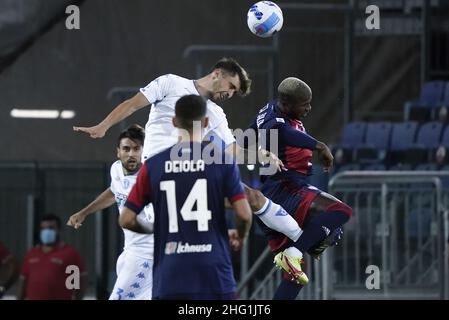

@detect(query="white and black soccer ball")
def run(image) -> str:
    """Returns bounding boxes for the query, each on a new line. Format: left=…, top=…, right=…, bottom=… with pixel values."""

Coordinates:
left=247, top=1, right=284, bottom=38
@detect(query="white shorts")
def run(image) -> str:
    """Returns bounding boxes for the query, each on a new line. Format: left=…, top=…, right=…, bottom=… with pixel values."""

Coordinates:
left=109, top=250, right=153, bottom=300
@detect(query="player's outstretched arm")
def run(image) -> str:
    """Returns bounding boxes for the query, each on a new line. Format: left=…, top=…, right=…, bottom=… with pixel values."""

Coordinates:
left=73, top=92, right=149, bottom=138
left=66, top=188, right=116, bottom=229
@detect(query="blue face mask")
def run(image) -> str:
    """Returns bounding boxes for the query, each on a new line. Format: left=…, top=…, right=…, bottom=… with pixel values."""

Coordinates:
left=40, top=228, right=57, bottom=245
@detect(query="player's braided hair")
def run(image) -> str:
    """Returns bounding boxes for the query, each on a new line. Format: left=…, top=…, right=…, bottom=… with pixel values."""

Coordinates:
left=117, top=124, right=145, bottom=147
left=212, top=57, right=252, bottom=97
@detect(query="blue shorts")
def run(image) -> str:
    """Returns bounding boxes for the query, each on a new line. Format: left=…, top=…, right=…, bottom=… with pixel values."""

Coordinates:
left=259, top=176, right=322, bottom=253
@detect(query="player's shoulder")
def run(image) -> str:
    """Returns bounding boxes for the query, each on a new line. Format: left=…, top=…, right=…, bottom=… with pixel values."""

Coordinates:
left=257, top=101, right=286, bottom=128
left=110, top=160, right=123, bottom=176
left=206, top=100, right=227, bottom=122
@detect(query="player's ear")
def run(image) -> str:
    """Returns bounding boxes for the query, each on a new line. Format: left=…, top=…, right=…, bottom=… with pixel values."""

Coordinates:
left=172, top=117, right=178, bottom=128
left=202, top=116, right=209, bottom=129
left=116, top=147, right=120, bottom=159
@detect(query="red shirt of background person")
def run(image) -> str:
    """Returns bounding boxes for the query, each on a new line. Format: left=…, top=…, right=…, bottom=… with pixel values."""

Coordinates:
left=0, top=241, right=19, bottom=298
left=17, top=214, right=87, bottom=300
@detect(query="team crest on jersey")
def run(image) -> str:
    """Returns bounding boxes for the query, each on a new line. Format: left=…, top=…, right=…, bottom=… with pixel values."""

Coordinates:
left=276, top=117, right=285, bottom=123
left=123, top=179, right=130, bottom=189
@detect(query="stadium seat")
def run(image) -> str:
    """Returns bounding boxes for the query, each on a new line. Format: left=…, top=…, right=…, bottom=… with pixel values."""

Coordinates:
left=409, top=121, right=444, bottom=163
left=355, top=122, right=392, bottom=163
left=390, top=122, right=418, bottom=151
left=389, top=122, right=419, bottom=165
left=414, top=121, right=444, bottom=149
left=339, top=122, right=367, bottom=149
left=404, top=81, right=447, bottom=122
left=333, top=122, right=367, bottom=163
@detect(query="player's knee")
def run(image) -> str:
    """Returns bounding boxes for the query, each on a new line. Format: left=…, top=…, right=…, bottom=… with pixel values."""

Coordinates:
left=325, top=201, right=353, bottom=220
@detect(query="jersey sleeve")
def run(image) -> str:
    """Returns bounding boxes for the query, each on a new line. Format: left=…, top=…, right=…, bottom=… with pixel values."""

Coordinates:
left=139, top=74, right=172, bottom=105
left=223, top=162, right=246, bottom=204
left=278, top=122, right=318, bottom=150
left=124, top=162, right=152, bottom=214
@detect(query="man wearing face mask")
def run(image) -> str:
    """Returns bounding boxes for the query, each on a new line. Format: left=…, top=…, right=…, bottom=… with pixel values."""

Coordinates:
left=17, top=214, right=87, bottom=300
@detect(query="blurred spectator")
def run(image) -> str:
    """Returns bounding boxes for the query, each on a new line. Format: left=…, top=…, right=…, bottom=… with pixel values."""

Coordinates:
left=0, top=241, right=19, bottom=299
left=438, top=106, right=448, bottom=123
left=435, top=146, right=447, bottom=167
left=17, top=214, right=87, bottom=300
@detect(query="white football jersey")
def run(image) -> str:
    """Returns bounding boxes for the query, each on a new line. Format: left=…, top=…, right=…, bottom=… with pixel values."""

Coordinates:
left=110, top=160, right=154, bottom=258
left=139, top=74, right=236, bottom=160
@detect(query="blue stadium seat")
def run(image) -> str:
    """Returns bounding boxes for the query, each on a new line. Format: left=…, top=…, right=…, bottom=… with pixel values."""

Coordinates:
left=418, top=81, right=446, bottom=106
left=390, top=122, right=418, bottom=151
left=333, top=122, right=367, bottom=164
left=414, top=121, right=444, bottom=149
left=355, top=122, right=392, bottom=163
left=339, top=122, right=367, bottom=149
left=405, top=81, right=447, bottom=122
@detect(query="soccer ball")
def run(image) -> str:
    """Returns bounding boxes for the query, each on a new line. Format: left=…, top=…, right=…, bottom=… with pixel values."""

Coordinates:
left=247, top=1, right=284, bottom=38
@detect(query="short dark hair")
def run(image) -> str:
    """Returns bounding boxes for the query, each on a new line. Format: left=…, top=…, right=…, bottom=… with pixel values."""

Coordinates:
left=212, top=57, right=252, bottom=97
left=175, top=95, right=207, bottom=130
left=41, top=213, right=61, bottom=229
left=117, top=124, right=145, bottom=147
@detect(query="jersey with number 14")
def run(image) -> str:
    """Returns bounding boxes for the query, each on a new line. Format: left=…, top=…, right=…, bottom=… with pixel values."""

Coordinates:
left=125, top=142, right=245, bottom=298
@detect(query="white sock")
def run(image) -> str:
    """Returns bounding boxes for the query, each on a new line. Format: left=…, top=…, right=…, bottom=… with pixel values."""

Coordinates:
left=254, top=197, right=303, bottom=242
left=284, top=246, right=303, bottom=259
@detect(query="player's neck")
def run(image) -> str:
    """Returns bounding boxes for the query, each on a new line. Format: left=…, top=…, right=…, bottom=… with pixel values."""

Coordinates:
left=194, top=76, right=211, bottom=99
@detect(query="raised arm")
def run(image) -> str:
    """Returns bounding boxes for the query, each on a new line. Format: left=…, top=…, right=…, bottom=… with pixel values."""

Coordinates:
left=66, top=188, right=116, bottom=229
left=73, top=92, right=149, bottom=138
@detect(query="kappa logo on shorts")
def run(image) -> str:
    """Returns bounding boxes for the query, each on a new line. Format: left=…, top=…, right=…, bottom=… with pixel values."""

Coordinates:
left=131, top=282, right=140, bottom=289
